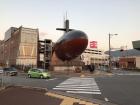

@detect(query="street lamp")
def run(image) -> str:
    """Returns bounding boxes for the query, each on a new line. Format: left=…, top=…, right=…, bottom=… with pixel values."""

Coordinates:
left=108, top=33, right=118, bottom=72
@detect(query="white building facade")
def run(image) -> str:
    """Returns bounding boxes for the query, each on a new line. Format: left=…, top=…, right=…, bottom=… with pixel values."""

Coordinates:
left=81, top=49, right=109, bottom=69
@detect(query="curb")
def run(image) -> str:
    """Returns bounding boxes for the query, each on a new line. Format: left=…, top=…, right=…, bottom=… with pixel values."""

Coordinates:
left=46, top=92, right=98, bottom=105
left=15, top=85, right=48, bottom=92
left=0, top=86, right=6, bottom=91
left=48, top=90, right=118, bottom=105
left=0, top=85, right=48, bottom=93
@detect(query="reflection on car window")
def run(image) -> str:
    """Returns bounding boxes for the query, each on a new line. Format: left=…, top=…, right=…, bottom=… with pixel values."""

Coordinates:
left=38, top=69, right=44, bottom=72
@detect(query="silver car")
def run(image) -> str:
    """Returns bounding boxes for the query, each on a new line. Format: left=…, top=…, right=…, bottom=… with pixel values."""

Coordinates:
left=0, top=68, right=3, bottom=74
left=3, top=67, right=18, bottom=76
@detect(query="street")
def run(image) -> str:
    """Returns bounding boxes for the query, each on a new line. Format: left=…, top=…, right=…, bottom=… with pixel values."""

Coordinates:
left=96, top=75, right=140, bottom=105
left=1, top=70, right=140, bottom=105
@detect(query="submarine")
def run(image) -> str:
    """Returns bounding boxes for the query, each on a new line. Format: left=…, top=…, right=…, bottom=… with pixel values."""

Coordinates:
left=54, top=19, right=88, bottom=61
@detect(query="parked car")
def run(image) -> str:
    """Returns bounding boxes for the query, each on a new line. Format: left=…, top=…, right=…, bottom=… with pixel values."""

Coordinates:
left=27, top=68, right=51, bottom=79
left=0, top=68, right=3, bottom=74
left=3, top=67, right=18, bottom=76
left=112, top=67, right=119, bottom=70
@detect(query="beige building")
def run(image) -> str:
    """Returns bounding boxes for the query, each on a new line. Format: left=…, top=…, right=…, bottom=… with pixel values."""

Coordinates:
left=0, top=26, right=39, bottom=67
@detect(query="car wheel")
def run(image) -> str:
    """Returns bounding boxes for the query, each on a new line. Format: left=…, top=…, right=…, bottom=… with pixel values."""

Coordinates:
left=8, top=73, right=11, bottom=76
left=6, top=72, right=9, bottom=76
left=28, top=74, right=31, bottom=78
left=40, top=75, right=43, bottom=79
left=47, top=77, right=50, bottom=79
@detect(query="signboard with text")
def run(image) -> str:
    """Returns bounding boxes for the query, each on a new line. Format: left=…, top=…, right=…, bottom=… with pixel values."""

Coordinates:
left=90, top=41, right=97, bottom=48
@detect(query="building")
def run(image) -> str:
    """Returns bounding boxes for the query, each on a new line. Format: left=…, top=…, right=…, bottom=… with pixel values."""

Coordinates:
left=0, top=26, right=39, bottom=67
left=2, top=25, right=109, bottom=72
left=119, top=56, right=140, bottom=69
left=132, top=40, right=140, bottom=50
left=81, top=48, right=108, bottom=69
left=38, top=39, right=52, bottom=69
left=0, top=26, right=83, bottom=72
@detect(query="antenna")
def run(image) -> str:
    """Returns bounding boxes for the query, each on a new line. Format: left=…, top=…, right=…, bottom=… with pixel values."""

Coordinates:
left=63, top=14, right=65, bottom=22
left=63, top=14, right=65, bottom=31
left=66, top=11, right=67, bottom=20
left=65, top=11, right=69, bottom=32
left=56, top=12, right=73, bottom=32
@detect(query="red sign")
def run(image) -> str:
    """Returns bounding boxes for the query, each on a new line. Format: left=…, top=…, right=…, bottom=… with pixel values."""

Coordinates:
left=90, top=41, right=97, bottom=48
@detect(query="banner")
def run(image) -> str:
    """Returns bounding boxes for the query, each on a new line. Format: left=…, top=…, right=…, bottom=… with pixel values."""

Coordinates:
left=90, top=41, right=97, bottom=48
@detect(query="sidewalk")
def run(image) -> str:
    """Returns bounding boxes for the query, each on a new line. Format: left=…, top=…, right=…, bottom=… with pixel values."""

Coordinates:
left=0, top=86, right=62, bottom=105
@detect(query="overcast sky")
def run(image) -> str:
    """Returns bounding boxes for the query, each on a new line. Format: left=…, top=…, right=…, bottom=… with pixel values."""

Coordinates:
left=0, top=0, right=140, bottom=51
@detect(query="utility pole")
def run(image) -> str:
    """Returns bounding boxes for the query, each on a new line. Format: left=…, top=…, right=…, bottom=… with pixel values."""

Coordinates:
left=108, top=33, right=118, bottom=72
left=108, top=33, right=111, bottom=72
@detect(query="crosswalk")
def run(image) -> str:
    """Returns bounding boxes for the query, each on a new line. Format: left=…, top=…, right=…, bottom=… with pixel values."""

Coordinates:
left=53, top=77, right=101, bottom=95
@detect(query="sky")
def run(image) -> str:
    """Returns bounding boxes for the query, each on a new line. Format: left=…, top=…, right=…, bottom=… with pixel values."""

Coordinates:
left=0, top=0, right=140, bottom=51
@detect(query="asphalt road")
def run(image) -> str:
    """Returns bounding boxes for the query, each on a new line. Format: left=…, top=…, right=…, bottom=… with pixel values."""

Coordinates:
left=1, top=70, right=140, bottom=105
left=96, top=75, right=140, bottom=105
left=1, top=74, right=67, bottom=89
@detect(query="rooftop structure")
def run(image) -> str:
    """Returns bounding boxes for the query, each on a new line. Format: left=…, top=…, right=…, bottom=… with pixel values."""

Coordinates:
left=132, top=40, right=140, bottom=50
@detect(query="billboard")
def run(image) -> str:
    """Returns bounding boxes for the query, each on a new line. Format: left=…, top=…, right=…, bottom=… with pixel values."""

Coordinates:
left=132, top=40, right=140, bottom=50
left=90, top=41, right=97, bottom=48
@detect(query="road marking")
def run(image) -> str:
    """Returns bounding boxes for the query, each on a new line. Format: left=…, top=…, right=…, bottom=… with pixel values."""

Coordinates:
left=46, top=78, right=57, bottom=81
left=60, top=83, right=97, bottom=85
left=56, top=86, right=99, bottom=89
left=57, top=84, right=98, bottom=87
left=53, top=77, right=101, bottom=95
left=104, top=97, right=109, bottom=102
left=53, top=88, right=100, bottom=91
left=67, top=91, right=101, bottom=94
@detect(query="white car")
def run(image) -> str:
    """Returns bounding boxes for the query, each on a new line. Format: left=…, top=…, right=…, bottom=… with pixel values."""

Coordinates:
left=0, top=68, right=4, bottom=74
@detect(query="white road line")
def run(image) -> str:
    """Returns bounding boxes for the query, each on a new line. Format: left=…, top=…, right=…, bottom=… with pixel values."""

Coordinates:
left=60, top=80, right=96, bottom=84
left=49, top=78, right=57, bottom=80
left=53, top=77, right=101, bottom=95
left=59, top=84, right=97, bottom=86
left=60, top=83, right=96, bottom=86
left=46, top=78, right=57, bottom=81
left=53, top=88, right=100, bottom=91
left=67, top=91, right=101, bottom=94
left=56, top=86, right=99, bottom=89
left=104, top=97, right=109, bottom=102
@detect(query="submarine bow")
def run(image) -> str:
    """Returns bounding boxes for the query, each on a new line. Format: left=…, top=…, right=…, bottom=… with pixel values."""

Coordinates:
left=54, top=30, right=88, bottom=61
